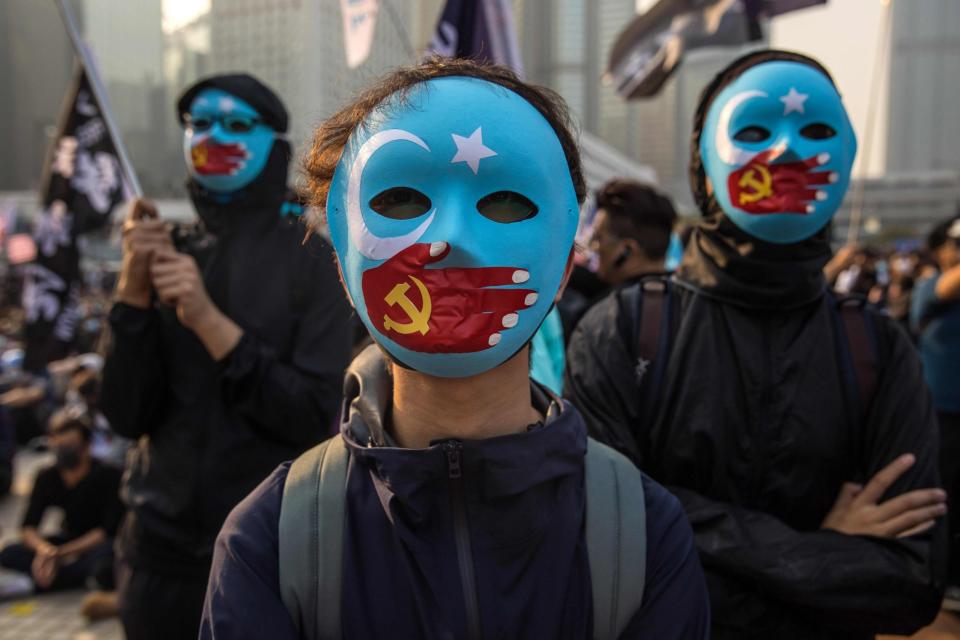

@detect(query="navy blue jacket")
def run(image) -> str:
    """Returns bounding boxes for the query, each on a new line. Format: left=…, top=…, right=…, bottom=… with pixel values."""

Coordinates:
left=200, top=349, right=710, bottom=639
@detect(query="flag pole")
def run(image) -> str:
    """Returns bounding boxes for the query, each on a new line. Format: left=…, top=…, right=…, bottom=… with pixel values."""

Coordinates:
left=54, top=0, right=143, bottom=198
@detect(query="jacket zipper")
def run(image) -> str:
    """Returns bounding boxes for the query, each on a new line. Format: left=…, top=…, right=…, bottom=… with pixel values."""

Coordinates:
left=445, top=441, right=482, bottom=640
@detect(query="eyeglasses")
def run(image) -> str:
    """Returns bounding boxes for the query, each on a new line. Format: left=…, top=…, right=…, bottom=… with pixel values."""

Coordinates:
left=184, top=114, right=263, bottom=134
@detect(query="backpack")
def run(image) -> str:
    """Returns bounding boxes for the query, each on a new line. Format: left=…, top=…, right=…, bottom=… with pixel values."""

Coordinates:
left=278, top=435, right=648, bottom=640
left=621, top=277, right=880, bottom=434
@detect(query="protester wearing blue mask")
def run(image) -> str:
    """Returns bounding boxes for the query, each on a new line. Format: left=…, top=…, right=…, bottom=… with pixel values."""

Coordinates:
left=567, top=50, right=946, bottom=639
left=699, top=60, right=856, bottom=244
left=101, top=74, right=351, bottom=640
left=200, top=59, right=710, bottom=640
left=182, top=88, right=278, bottom=194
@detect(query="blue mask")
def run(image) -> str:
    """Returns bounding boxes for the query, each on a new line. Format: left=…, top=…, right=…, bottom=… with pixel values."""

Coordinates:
left=700, top=61, right=857, bottom=244
left=326, top=77, right=579, bottom=378
left=182, top=88, right=276, bottom=193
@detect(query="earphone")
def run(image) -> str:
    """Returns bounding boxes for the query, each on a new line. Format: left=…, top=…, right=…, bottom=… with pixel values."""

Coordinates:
left=613, top=246, right=632, bottom=269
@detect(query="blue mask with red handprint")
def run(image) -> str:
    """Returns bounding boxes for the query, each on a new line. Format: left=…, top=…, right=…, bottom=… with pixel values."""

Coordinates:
left=326, top=77, right=580, bottom=377
left=700, top=61, right=857, bottom=244
left=182, top=88, right=276, bottom=193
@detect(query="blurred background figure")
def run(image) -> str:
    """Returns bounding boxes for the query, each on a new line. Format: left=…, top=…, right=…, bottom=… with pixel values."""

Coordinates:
left=590, top=179, right=678, bottom=287
left=0, top=409, right=120, bottom=598
left=98, top=74, right=352, bottom=640
left=558, top=179, right=679, bottom=341
left=911, top=215, right=960, bottom=605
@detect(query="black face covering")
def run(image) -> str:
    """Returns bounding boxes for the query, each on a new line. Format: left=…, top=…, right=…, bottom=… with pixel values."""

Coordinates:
left=676, top=49, right=835, bottom=310
left=676, top=212, right=831, bottom=310
left=178, top=73, right=292, bottom=237
left=55, top=445, right=83, bottom=470
left=188, top=139, right=292, bottom=236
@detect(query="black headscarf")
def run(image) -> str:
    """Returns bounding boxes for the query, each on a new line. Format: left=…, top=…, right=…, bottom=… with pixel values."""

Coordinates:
left=676, top=49, right=840, bottom=310
left=176, top=73, right=292, bottom=235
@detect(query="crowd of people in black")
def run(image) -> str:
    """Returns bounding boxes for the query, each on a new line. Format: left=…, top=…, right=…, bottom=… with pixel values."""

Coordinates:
left=0, top=49, right=956, bottom=640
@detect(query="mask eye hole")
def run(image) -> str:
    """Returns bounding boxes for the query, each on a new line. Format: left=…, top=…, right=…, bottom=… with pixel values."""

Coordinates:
left=187, top=117, right=212, bottom=132
left=476, top=191, right=539, bottom=224
left=800, top=123, right=837, bottom=140
left=369, top=187, right=432, bottom=220
left=223, top=116, right=259, bottom=133
left=733, top=126, right=771, bottom=143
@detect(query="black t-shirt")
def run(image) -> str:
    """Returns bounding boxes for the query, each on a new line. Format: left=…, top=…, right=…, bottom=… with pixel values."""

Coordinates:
left=22, top=460, right=123, bottom=540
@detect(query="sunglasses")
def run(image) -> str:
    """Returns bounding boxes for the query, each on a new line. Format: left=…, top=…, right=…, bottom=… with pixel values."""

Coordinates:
left=184, top=114, right=263, bottom=134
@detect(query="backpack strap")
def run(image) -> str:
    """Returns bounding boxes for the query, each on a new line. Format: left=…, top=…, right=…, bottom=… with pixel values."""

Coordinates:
left=279, top=434, right=349, bottom=640
left=839, top=300, right=879, bottom=416
left=828, top=293, right=880, bottom=419
left=279, top=434, right=647, bottom=640
left=623, top=277, right=677, bottom=429
left=585, top=437, right=647, bottom=640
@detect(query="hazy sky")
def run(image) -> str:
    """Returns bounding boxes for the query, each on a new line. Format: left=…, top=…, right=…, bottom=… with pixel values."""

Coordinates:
left=162, top=0, right=211, bottom=34
left=771, top=0, right=890, bottom=176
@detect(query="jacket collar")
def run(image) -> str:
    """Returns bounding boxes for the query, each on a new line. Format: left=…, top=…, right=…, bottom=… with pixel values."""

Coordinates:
left=675, top=213, right=831, bottom=310
left=339, top=346, right=586, bottom=522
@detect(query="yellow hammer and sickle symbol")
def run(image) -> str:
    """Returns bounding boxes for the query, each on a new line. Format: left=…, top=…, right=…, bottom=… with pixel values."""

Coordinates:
left=383, top=276, right=432, bottom=336
left=191, top=145, right=208, bottom=168
left=737, top=163, right=773, bottom=205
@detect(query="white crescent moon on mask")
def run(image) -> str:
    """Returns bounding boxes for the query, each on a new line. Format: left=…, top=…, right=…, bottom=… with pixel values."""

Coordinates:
left=714, top=89, right=768, bottom=165
left=346, top=129, right=435, bottom=261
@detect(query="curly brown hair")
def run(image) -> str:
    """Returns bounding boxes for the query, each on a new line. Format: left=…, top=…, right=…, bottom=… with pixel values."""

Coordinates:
left=300, top=57, right=586, bottom=232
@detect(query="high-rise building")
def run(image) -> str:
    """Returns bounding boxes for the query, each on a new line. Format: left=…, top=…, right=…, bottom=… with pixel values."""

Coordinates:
left=80, top=0, right=174, bottom=195
left=0, top=0, right=75, bottom=192
left=517, top=0, right=758, bottom=209
left=885, top=0, right=960, bottom=174
left=200, top=0, right=423, bottom=158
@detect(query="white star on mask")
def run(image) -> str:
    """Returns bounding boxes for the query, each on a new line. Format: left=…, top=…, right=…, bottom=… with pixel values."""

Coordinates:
left=779, top=87, right=809, bottom=115
left=450, top=127, right=497, bottom=174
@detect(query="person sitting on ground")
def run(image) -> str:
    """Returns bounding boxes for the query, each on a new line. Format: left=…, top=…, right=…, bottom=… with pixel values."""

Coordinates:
left=0, top=409, right=121, bottom=595
left=200, top=58, right=710, bottom=640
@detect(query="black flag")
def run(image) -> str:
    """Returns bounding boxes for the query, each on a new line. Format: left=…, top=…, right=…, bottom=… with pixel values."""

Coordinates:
left=23, top=63, right=126, bottom=372
left=427, top=0, right=524, bottom=75
left=606, top=0, right=827, bottom=100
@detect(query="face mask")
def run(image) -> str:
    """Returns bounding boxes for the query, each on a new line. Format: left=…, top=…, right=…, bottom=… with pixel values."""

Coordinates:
left=700, top=61, right=857, bottom=244
left=183, top=88, right=276, bottom=193
left=327, top=77, right=579, bottom=378
left=55, top=445, right=82, bottom=470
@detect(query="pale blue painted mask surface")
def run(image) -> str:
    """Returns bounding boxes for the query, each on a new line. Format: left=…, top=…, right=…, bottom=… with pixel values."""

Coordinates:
left=182, top=88, right=276, bottom=192
left=326, top=77, right=579, bottom=377
left=700, top=61, right=857, bottom=244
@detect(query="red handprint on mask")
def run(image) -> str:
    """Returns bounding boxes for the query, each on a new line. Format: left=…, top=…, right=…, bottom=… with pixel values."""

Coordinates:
left=190, top=140, right=249, bottom=176
left=361, top=242, right=538, bottom=354
left=728, top=150, right=837, bottom=215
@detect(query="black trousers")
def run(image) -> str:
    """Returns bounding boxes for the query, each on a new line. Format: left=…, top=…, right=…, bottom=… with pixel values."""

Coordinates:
left=940, top=411, right=960, bottom=586
left=118, top=562, right=211, bottom=640
left=0, top=534, right=114, bottom=592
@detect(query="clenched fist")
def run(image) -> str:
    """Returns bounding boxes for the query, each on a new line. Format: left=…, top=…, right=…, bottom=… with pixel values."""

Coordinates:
left=149, top=247, right=243, bottom=360
left=117, top=199, right=172, bottom=308
left=150, top=248, right=216, bottom=332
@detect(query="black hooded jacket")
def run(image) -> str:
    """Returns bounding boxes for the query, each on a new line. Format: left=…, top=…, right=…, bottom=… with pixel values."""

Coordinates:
left=565, top=51, right=945, bottom=639
left=101, top=81, right=352, bottom=572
